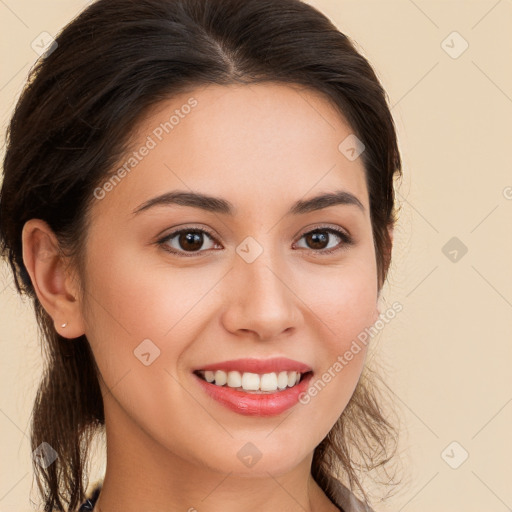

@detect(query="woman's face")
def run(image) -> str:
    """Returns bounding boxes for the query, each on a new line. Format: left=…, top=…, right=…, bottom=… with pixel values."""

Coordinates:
left=80, top=82, right=380, bottom=477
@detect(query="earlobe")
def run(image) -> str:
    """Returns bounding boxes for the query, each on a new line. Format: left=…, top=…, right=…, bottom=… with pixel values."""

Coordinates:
left=374, top=293, right=384, bottom=323
left=388, top=225, right=394, bottom=244
left=21, top=219, right=85, bottom=339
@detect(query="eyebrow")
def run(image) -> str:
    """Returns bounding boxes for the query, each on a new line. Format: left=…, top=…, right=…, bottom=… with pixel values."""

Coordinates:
left=132, top=189, right=365, bottom=216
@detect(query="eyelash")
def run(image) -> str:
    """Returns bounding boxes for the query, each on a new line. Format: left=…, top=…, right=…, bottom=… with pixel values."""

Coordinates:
left=156, top=225, right=353, bottom=258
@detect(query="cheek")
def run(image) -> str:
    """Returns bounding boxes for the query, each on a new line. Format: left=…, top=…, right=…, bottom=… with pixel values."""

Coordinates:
left=310, top=281, right=375, bottom=384
left=80, top=244, right=210, bottom=437
left=300, top=257, right=379, bottom=349
left=294, top=258, right=378, bottom=422
left=80, top=239, right=225, bottom=390
left=82, top=237, right=203, bottom=337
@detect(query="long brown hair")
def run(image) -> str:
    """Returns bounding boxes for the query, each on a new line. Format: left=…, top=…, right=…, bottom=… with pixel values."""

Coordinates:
left=0, top=0, right=403, bottom=510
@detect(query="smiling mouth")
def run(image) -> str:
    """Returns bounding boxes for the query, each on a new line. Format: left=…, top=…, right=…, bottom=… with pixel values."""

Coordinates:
left=194, top=369, right=313, bottom=394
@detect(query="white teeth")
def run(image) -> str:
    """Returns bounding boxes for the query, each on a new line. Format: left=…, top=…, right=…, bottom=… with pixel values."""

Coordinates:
left=214, top=370, right=227, bottom=386
left=260, top=372, right=278, bottom=391
left=277, top=371, right=289, bottom=389
left=227, top=371, right=242, bottom=388
left=198, top=369, right=307, bottom=392
left=242, top=372, right=260, bottom=390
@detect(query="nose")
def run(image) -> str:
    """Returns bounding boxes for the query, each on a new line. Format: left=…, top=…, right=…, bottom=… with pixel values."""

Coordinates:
left=220, top=253, right=303, bottom=341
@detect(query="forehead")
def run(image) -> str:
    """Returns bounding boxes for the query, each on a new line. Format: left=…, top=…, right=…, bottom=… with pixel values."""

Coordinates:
left=91, top=82, right=369, bottom=219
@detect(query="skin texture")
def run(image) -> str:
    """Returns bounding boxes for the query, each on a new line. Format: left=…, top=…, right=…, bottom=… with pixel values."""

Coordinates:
left=22, top=83, right=389, bottom=512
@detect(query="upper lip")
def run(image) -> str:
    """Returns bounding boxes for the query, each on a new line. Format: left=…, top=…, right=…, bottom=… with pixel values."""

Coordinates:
left=194, top=357, right=313, bottom=374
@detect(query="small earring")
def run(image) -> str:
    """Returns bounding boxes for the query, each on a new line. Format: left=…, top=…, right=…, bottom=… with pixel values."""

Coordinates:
left=61, top=322, right=68, bottom=328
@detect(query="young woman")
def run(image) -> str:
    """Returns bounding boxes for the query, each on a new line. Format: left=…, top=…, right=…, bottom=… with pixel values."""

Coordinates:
left=0, top=0, right=403, bottom=510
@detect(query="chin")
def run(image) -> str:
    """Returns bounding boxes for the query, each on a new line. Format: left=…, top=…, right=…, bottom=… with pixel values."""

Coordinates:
left=207, top=441, right=309, bottom=478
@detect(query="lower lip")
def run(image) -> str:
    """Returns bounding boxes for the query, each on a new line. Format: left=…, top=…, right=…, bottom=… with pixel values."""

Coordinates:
left=193, top=372, right=313, bottom=417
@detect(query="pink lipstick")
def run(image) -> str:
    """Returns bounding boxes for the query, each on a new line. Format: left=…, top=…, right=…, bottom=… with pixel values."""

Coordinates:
left=192, top=357, right=313, bottom=417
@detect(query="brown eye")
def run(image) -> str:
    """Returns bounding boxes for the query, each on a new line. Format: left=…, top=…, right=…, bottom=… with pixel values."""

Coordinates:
left=295, top=227, right=353, bottom=255
left=159, top=228, right=219, bottom=256
left=304, top=231, right=329, bottom=250
left=177, top=231, right=204, bottom=252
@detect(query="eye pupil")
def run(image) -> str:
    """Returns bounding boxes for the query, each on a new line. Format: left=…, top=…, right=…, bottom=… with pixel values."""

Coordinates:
left=180, top=231, right=203, bottom=251
left=307, top=231, right=328, bottom=249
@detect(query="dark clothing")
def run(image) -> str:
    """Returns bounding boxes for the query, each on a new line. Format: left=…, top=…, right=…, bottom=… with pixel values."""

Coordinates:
left=78, top=483, right=101, bottom=511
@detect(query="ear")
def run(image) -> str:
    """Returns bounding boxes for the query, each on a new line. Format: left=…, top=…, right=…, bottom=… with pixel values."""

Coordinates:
left=21, top=219, right=85, bottom=339
left=388, top=224, right=394, bottom=244
left=374, top=224, right=395, bottom=322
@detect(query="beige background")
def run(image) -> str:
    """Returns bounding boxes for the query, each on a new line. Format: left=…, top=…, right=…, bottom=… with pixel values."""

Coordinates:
left=1, top=1, right=511, bottom=511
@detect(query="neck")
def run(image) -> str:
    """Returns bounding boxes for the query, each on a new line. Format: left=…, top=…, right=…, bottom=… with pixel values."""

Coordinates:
left=93, top=411, right=338, bottom=512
